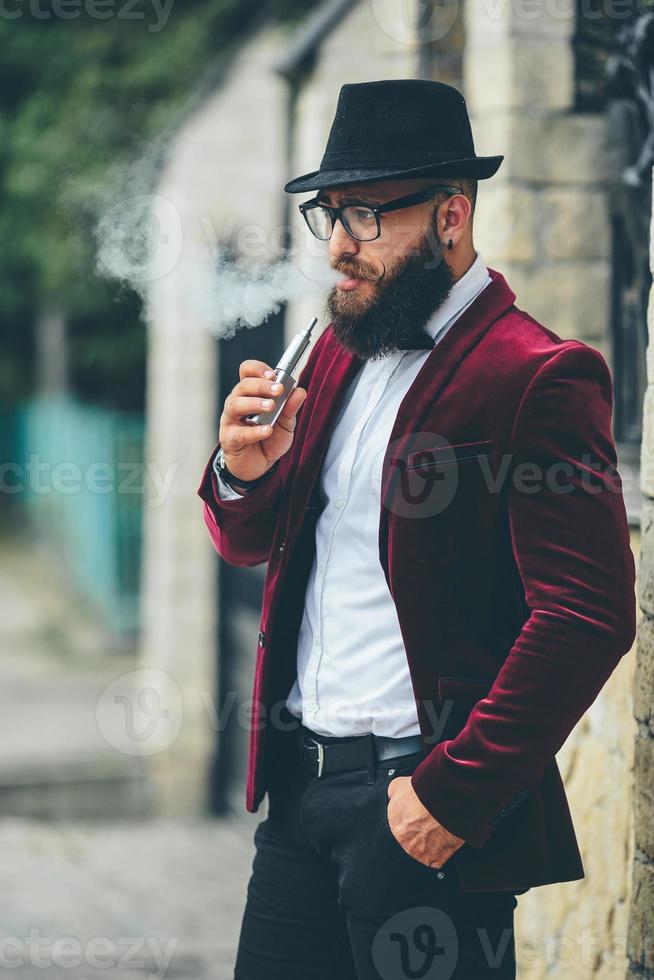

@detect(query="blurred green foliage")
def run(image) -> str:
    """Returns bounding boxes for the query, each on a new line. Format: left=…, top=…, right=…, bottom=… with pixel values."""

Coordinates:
left=0, top=0, right=317, bottom=410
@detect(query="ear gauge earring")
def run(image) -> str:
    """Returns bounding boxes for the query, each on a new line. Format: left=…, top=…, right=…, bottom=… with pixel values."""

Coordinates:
left=447, top=238, right=453, bottom=250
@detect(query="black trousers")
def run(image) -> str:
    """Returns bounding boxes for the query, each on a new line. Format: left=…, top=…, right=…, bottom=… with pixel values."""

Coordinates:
left=234, top=725, right=523, bottom=980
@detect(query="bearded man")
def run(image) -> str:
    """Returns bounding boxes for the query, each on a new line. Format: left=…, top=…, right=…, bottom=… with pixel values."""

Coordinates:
left=197, top=80, right=636, bottom=980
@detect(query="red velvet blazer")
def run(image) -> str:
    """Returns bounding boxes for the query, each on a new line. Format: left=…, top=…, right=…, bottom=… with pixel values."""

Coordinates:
left=197, top=268, right=637, bottom=893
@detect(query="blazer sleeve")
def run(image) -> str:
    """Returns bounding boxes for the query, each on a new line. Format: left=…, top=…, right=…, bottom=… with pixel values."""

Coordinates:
left=196, top=326, right=328, bottom=567
left=410, top=342, right=637, bottom=848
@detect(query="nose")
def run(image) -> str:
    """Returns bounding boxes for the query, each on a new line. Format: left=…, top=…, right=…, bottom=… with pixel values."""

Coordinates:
left=329, top=216, right=360, bottom=263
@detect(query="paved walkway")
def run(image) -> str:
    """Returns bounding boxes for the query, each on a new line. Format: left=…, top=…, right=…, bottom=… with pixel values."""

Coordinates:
left=0, top=530, right=152, bottom=816
left=0, top=813, right=257, bottom=979
left=0, top=528, right=258, bottom=978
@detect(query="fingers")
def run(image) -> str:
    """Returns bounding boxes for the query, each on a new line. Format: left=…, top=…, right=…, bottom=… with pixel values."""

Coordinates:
left=267, top=388, right=307, bottom=435
left=387, top=774, right=409, bottom=799
left=220, top=418, right=273, bottom=452
left=238, top=359, right=275, bottom=382
left=220, top=365, right=307, bottom=454
left=279, top=387, right=307, bottom=419
left=227, top=394, right=279, bottom=419
left=225, top=378, right=284, bottom=421
left=229, top=375, right=284, bottom=401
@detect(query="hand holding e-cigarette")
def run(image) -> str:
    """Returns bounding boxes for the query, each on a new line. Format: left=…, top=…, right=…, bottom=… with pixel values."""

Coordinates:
left=217, top=317, right=317, bottom=485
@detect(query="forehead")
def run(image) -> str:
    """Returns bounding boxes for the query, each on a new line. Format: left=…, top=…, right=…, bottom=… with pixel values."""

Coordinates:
left=317, top=178, right=434, bottom=204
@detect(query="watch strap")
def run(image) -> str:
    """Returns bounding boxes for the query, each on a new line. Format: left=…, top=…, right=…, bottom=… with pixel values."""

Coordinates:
left=214, top=448, right=279, bottom=491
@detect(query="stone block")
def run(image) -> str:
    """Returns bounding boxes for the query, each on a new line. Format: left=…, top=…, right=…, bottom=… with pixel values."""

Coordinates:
left=507, top=113, right=610, bottom=184
left=474, top=183, right=538, bottom=264
left=466, top=110, right=512, bottom=166
left=633, top=730, right=654, bottom=859
left=321, top=0, right=425, bottom=58
left=640, top=394, right=654, bottom=498
left=505, top=262, right=609, bottom=341
left=466, top=40, right=573, bottom=112
left=464, top=41, right=513, bottom=110
left=626, top=856, right=654, bottom=973
left=540, top=188, right=610, bottom=261
left=465, top=0, right=576, bottom=43
left=638, top=500, right=654, bottom=615
left=635, top=618, right=654, bottom=734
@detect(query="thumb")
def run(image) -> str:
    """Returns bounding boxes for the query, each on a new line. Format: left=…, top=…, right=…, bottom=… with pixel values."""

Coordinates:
left=282, top=386, right=307, bottom=418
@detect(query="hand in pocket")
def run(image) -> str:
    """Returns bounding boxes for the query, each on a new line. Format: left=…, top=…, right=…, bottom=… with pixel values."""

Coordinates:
left=386, top=775, right=466, bottom=869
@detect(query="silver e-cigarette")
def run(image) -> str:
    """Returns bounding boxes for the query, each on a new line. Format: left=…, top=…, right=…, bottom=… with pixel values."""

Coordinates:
left=245, top=316, right=318, bottom=427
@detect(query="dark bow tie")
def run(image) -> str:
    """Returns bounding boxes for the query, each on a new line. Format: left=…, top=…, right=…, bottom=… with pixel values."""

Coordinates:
left=399, top=331, right=436, bottom=351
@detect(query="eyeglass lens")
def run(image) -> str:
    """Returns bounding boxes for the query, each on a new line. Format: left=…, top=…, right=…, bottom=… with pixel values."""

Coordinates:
left=305, top=204, right=379, bottom=242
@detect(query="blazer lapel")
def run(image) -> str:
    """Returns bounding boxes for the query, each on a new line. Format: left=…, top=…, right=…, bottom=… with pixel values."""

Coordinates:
left=383, top=268, right=515, bottom=486
left=377, top=267, right=516, bottom=582
left=280, top=338, right=362, bottom=545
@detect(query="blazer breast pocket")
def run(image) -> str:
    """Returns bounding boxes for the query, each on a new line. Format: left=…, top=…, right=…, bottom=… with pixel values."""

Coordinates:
left=405, top=439, right=496, bottom=473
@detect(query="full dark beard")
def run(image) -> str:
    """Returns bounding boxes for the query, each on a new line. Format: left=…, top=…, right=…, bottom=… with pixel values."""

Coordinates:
left=325, top=231, right=457, bottom=361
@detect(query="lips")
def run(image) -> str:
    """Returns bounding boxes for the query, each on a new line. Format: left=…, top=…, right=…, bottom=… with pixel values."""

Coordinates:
left=336, top=276, right=364, bottom=290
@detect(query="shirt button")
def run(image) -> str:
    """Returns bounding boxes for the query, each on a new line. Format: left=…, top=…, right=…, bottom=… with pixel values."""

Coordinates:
left=313, top=635, right=320, bottom=645
left=335, top=499, right=344, bottom=508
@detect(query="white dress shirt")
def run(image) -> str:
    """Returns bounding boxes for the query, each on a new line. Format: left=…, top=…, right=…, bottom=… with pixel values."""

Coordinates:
left=215, top=253, right=491, bottom=737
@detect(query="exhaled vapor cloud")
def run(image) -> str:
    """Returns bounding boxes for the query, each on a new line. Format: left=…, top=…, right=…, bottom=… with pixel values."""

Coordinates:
left=94, top=190, right=339, bottom=339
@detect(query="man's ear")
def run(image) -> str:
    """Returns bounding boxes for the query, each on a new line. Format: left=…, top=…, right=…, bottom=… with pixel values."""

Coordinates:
left=441, top=194, right=472, bottom=241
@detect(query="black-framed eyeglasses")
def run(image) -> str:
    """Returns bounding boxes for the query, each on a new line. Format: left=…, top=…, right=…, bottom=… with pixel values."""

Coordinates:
left=298, top=184, right=462, bottom=242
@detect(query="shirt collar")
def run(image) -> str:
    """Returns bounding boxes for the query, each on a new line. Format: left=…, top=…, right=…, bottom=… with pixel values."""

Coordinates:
left=398, top=251, right=491, bottom=351
left=423, top=251, right=491, bottom=341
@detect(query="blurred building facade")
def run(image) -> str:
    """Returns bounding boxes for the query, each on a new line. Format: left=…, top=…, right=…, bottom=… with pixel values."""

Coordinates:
left=143, top=2, right=649, bottom=976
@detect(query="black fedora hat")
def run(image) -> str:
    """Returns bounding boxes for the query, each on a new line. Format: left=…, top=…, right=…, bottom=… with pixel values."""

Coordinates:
left=284, top=79, right=503, bottom=194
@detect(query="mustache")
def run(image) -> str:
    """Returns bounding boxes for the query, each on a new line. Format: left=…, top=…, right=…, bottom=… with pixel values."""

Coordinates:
left=331, top=258, right=386, bottom=284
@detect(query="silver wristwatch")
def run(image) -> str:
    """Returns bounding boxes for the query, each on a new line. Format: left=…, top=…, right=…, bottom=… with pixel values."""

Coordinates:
left=214, top=447, right=277, bottom=490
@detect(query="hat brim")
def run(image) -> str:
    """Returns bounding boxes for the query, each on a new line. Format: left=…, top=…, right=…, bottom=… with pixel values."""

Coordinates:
left=284, top=155, right=504, bottom=194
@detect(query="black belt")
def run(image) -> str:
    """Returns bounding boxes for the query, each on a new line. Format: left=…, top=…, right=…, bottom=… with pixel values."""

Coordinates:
left=298, top=725, right=426, bottom=782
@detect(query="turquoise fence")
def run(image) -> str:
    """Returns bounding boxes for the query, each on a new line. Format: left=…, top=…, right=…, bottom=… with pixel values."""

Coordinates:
left=0, top=395, right=145, bottom=637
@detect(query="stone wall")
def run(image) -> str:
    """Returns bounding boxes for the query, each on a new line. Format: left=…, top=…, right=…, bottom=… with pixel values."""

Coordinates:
left=465, top=0, right=611, bottom=360
left=626, top=207, right=654, bottom=977
left=516, top=531, right=639, bottom=979
left=464, top=0, right=641, bottom=975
